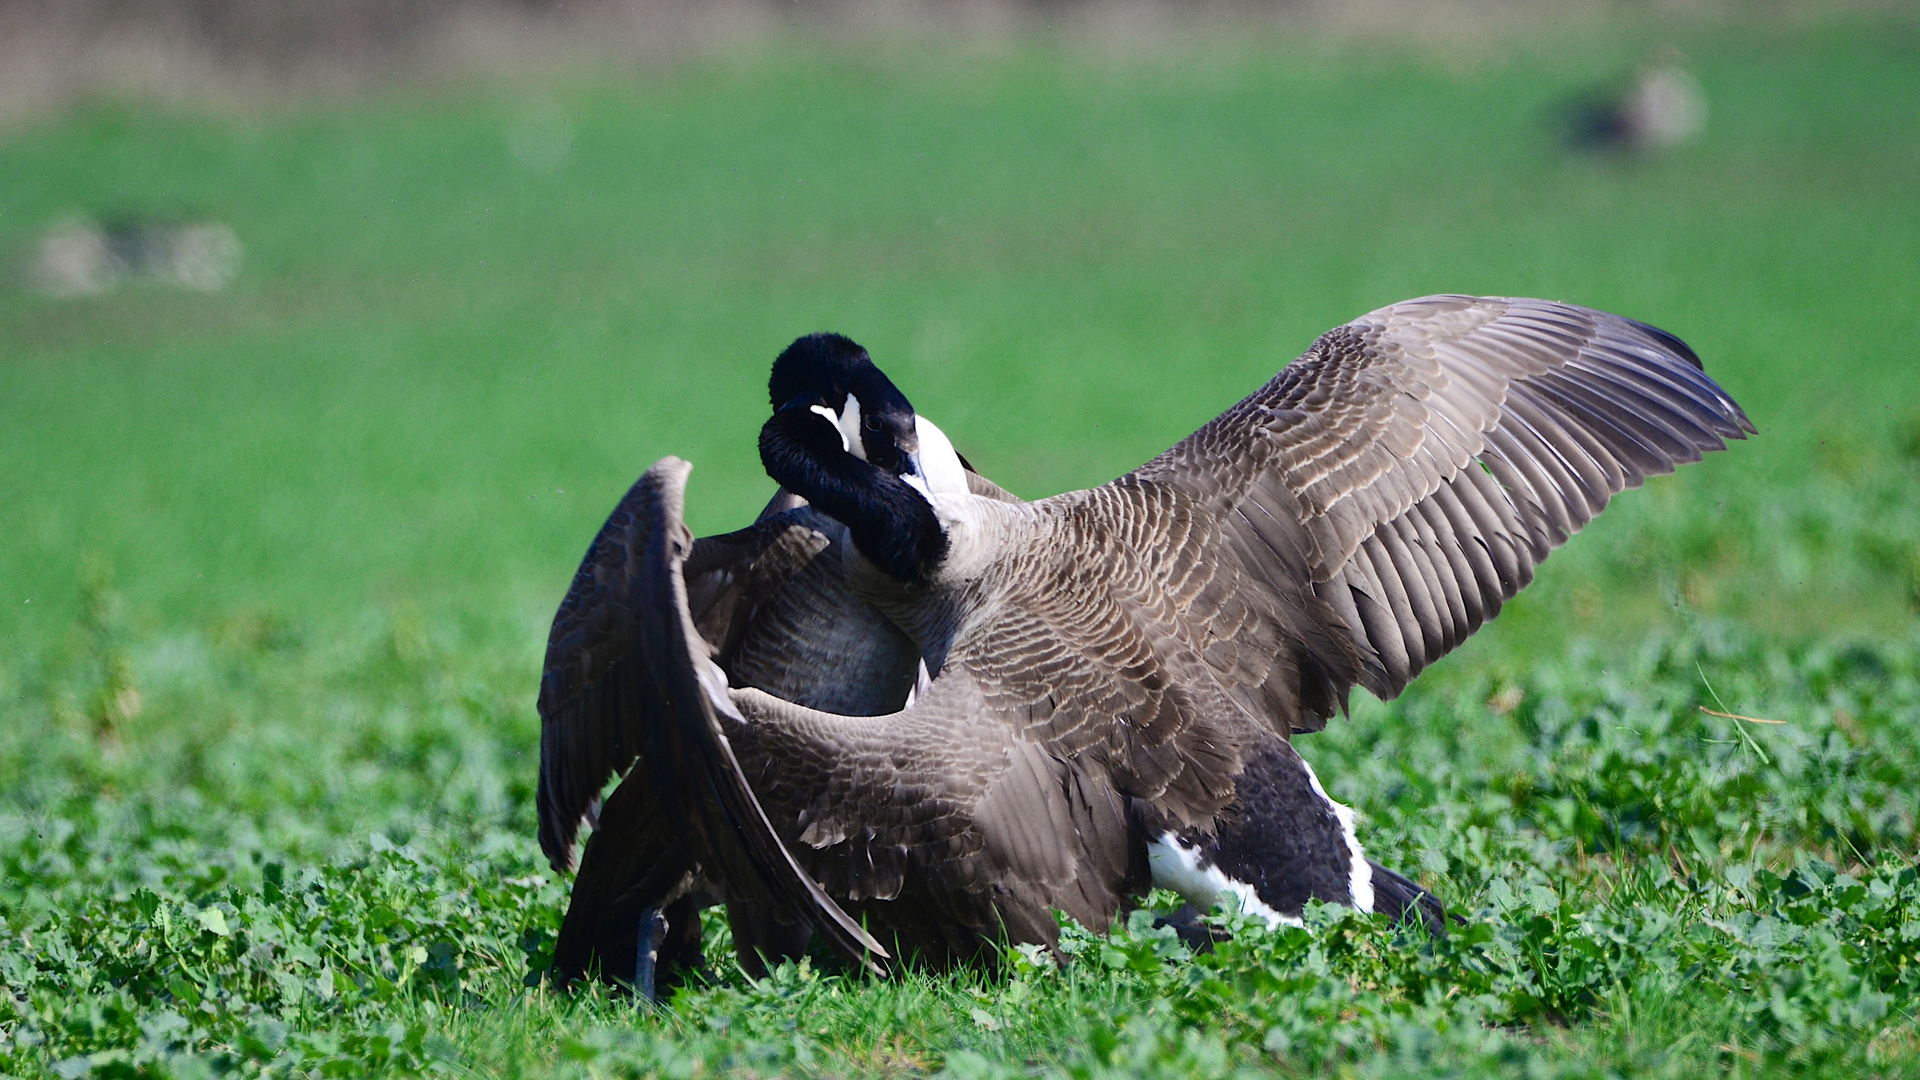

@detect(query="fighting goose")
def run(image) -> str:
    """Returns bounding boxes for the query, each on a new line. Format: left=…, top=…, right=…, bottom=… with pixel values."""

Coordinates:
left=537, top=297, right=1753, bottom=992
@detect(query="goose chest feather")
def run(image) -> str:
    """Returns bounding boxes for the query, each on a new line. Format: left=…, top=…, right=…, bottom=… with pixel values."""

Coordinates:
left=537, top=296, right=1754, bottom=991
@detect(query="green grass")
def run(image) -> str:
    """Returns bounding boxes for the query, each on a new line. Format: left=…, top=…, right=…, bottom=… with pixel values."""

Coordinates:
left=3, top=9, right=1920, bottom=1077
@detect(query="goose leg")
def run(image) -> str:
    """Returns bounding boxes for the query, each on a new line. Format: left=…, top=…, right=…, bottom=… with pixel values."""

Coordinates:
left=634, top=906, right=669, bottom=1001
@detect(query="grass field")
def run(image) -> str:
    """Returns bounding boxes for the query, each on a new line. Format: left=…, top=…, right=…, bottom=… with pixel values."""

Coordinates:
left=3, top=8, right=1920, bottom=1077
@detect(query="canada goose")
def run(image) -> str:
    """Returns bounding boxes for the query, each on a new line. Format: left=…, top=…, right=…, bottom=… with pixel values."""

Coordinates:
left=537, top=296, right=1752, bottom=993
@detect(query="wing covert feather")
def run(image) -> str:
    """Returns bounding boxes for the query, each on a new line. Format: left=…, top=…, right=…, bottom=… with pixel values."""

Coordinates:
left=725, top=669, right=1148, bottom=955
left=1117, top=295, right=1752, bottom=719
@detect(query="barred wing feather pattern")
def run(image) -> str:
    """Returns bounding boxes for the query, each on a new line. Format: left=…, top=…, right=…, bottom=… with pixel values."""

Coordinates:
left=1131, top=295, right=1754, bottom=722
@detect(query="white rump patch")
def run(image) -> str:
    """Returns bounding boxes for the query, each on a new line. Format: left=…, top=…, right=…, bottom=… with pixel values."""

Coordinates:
left=1147, top=833, right=1301, bottom=929
left=1296, top=754, right=1374, bottom=914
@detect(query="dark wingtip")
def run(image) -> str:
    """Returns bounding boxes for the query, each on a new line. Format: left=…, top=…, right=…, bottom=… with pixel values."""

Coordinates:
left=1625, top=317, right=1703, bottom=370
left=1624, top=314, right=1757, bottom=439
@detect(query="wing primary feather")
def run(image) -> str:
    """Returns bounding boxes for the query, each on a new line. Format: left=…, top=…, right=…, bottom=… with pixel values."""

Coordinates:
left=1622, top=317, right=1702, bottom=369
left=1405, top=497, right=1472, bottom=648
left=1375, top=517, right=1446, bottom=667
left=1500, top=385, right=1613, bottom=516
left=1425, top=476, right=1501, bottom=621
left=1567, top=352, right=1740, bottom=441
left=1592, top=334, right=1752, bottom=434
left=633, top=457, right=891, bottom=972
left=1530, top=368, right=1696, bottom=469
left=1479, top=427, right=1566, bottom=553
left=1344, top=539, right=1414, bottom=687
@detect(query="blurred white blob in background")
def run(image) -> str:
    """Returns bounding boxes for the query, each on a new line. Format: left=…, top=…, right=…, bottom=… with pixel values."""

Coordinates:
left=1624, top=63, right=1708, bottom=150
left=1565, top=48, right=1707, bottom=155
left=29, top=216, right=243, bottom=296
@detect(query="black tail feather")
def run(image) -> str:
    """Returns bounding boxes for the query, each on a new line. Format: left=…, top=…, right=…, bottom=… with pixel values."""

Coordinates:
left=1368, top=861, right=1449, bottom=934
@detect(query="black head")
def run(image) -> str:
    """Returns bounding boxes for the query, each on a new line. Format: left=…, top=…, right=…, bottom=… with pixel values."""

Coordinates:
left=759, top=333, right=947, bottom=584
left=767, top=333, right=922, bottom=475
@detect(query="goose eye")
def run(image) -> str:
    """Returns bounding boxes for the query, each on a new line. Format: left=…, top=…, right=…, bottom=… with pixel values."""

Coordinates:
left=864, top=415, right=884, bottom=432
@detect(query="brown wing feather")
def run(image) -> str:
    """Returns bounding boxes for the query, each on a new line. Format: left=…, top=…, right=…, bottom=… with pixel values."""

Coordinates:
left=539, top=489, right=933, bottom=872
left=1128, top=295, right=1753, bottom=722
left=628, top=462, right=888, bottom=968
left=536, top=483, right=820, bottom=873
left=725, top=668, right=1148, bottom=965
left=537, top=471, right=673, bottom=873
left=954, top=484, right=1255, bottom=826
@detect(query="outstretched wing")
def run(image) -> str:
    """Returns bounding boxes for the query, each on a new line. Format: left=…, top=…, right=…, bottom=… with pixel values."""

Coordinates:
left=537, top=480, right=919, bottom=873
left=1122, top=294, right=1753, bottom=725
left=626, top=460, right=888, bottom=968
left=536, top=476, right=805, bottom=871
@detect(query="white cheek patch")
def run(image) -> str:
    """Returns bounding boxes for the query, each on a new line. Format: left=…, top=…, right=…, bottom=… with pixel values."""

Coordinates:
left=1147, top=833, right=1301, bottom=929
left=912, top=415, right=970, bottom=496
left=808, top=404, right=851, bottom=453
left=1296, top=754, right=1374, bottom=914
left=840, top=395, right=866, bottom=461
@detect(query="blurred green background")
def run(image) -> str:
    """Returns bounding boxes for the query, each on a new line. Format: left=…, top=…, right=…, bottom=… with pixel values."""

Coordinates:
left=4, top=11, right=1916, bottom=664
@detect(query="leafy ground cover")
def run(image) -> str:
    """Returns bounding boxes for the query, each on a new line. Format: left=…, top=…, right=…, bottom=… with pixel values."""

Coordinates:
left=2, top=8, right=1919, bottom=1077
left=6, top=600, right=1920, bottom=1077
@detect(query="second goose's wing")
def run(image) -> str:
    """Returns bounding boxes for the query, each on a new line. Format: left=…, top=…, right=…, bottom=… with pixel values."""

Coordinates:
left=537, top=477, right=827, bottom=873
left=1124, top=294, right=1753, bottom=727
left=539, top=482, right=923, bottom=874
left=543, top=465, right=1022, bottom=980
left=583, top=465, right=1149, bottom=968
left=550, top=457, right=891, bottom=974
left=722, top=669, right=1147, bottom=965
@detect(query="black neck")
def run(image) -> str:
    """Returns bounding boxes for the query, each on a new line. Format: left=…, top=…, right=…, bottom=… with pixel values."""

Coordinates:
left=759, top=412, right=948, bottom=584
